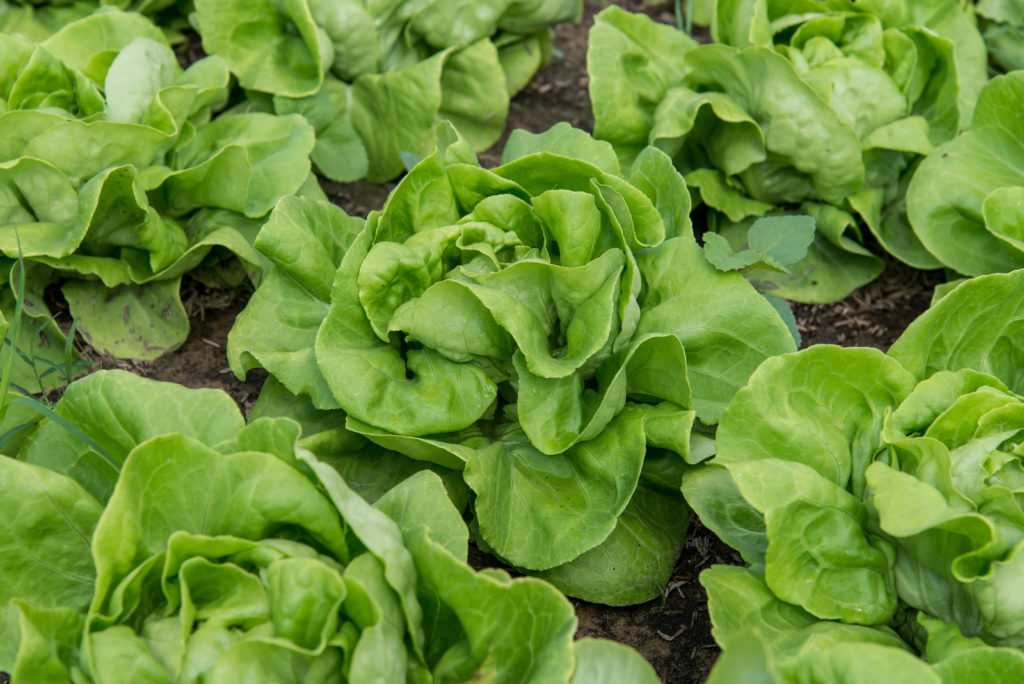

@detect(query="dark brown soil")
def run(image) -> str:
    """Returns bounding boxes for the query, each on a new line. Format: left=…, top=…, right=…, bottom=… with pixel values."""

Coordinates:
left=37, top=4, right=945, bottom=683
left=795, top=255, right=945, bottom=350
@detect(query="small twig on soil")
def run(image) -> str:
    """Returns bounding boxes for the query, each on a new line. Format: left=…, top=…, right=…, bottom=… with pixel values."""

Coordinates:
left=663, top=578, right=688, bottom=601
left=658, top=624, right=688, bottom=641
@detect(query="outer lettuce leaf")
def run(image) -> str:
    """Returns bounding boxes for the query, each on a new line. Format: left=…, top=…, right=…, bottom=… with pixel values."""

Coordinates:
left=228, top=195, right=364, bottom=409
left=671, top=46, right=865, bottom=205
left=680, top=464, right=766, bottom=566
left=888, top=269, right=1024, bottom=390
left=0, top=261, right=83, bottom=396
left=0, top=0, right=192, bottom=44
left=587, top=6, right=697, bottom=163
left=62, top=277, right=189, bottom=359
left=18, top=369, right=244, bottom=502
left=714, top=346, right=916, bottom=494
left=230, top=124, right=796, bottom=602
left=39, top=9, right=168, bottom=79
left=920, top=613, right=1024, bottom=681
left=0, top=458, right=101, bottom=670
left=5, top=601, right=85, bottom=683
left=250, top=375, right=471, bottom=510
left=978, top=0, right=1024, bottom=73
left=569, top=639, right=660, bottom=684
left=387, top=500, right=579, bottom=681
left=0, top=2, right=96, bottom=42
left=702, top=568, right=1024, bottom=683
left=463, top=408, right=646, bottom=571
left=634, top=235, right=798, bottom=422
left=535, top=483, right=691, bottom=606
left=700, top=565, right=930, bottom=684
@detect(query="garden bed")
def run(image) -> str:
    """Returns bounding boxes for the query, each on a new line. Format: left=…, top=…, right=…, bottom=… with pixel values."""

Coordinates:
left=59, top=3, right=945, bottom=680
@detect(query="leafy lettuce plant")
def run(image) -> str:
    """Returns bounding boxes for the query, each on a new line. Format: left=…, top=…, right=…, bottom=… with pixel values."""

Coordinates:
left=0, top=8, right=320, bottom=360
left=0, top=0, right=90, bottom=40
left=977, top=0, right=1024, bottom=73
left=0, top=0, right=194, bottom=42
left=0, top=369, right=661, bottom=682
left=699, top=569, right=1024, bottom=682
left=681, top=267, right=1024, bottom=679
left=906, top=71, right=1024, bottom=278
left=588, top=2, right=987, bottom=302
left=193, top=0, right=581, bottom=183
left=227, top=122, right=797, bottom=604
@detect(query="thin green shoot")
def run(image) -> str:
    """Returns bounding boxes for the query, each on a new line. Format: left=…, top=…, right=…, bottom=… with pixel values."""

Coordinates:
left=8, top=382, right=35, bottom=397
left=0, top=422, right=31, bottom=453
left=8, top=344, right=90, bottom=383
left=0, top=233, right=92, bottom=456
left=0, top=248, right=27, bottom=428
left=25, top=313, right=56, bottom=402
left=64, top=316, right=81, bottom=385
left=38, top=359, right=91, bottom=383
left=8, top=395, right=117, bottom=470
left=3, top=310, right=90, bottom=402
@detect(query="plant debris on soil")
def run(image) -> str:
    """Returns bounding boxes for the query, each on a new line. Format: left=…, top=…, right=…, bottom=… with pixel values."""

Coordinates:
left=44, top=3, right=947, bottom=682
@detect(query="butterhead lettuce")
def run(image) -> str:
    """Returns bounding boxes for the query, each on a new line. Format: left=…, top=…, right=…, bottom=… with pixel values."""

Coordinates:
left=227, top=122, right=797, bottom=604
left=906, top=71, right=1024, bottom=277
left=194, top=0, right=582, bottom=182
left=0, top=9, right=319, bottom=360
left=977, top=0, right=1024, bottom=73
left=588, top=2, right=987, bottom=302
left=683, top=267, right=1024, bottom=679
left=0, top=370, right=661, bottom=682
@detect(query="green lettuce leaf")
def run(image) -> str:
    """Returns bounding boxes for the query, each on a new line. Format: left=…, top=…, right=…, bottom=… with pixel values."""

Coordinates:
left=0, top=458, right=101, bottom=669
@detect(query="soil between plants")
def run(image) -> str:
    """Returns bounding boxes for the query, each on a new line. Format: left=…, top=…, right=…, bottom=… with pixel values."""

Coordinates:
left=51, top=3, right=945, bottom=682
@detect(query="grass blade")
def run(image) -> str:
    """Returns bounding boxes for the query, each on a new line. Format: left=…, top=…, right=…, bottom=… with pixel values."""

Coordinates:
left=0, top=257, right=27, bottom=426
left=9, top=396, right=118, bottom=471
